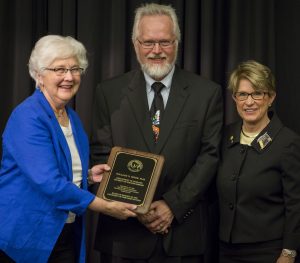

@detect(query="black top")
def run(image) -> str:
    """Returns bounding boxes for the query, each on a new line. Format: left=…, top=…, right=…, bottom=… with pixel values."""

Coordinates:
left=217, top=111, right=300, bottom=250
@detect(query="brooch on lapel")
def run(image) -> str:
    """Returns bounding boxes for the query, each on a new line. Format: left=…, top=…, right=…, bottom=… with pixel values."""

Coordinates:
left=257, top=132, right=272, bottom=150
left=229, top=135, right=234, bottom=143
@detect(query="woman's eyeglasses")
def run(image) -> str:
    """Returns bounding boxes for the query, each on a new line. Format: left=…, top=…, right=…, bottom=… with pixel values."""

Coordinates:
left=43, top=67, right=84, bottom=76
left=234, top=91, right=268, bottom=101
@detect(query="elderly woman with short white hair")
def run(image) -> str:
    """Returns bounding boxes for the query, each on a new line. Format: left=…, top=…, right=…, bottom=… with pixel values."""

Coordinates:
left=0, top=35, right=136, bottom=263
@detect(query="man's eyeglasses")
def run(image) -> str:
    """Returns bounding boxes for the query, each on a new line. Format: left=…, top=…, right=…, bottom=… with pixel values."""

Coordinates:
left=43, top=67, right=84, bottom=76
left=234, top=91, right=268, bottom=101
left=137, top=39, right=175, bottom=49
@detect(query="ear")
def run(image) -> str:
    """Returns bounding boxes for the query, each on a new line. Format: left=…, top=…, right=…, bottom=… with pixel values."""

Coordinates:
left=232, top=93, right=237, bottom=102
left=133, top=40, right=139, bottom=53
left=37, top=72, right=44, bottom=87
left=269, top=92, right=276, bottom=105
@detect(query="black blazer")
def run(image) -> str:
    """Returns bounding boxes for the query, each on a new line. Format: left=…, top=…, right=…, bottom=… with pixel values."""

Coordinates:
left=90, top=66, right=223, bottom=258
left=217, top=112, right=300, bottom=250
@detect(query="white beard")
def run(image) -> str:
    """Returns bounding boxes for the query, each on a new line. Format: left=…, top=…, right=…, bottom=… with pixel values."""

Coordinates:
left=136, top=45, right=178, bottom=80
left=141, top=62, right=174, bottom=80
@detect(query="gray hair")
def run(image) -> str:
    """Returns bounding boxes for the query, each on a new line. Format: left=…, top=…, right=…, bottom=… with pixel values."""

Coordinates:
left=28, top=35, right=88, bottom=87
left=132, top=3, right=181, bottom=43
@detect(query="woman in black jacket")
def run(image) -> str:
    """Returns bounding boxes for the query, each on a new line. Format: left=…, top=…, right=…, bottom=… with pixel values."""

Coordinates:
left=217, top=60, right=300, bottom=263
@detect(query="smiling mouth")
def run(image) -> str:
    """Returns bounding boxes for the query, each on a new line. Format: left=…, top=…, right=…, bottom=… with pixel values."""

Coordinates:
left=148, top=57, right=166, bottom=64
left=59, top=85, right=73, bottom=89
left=244, top=109, right=257, bottom=112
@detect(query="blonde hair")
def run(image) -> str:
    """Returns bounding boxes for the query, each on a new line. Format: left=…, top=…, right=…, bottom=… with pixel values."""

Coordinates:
left=228, top=60, right=276, bottom=94
left=28, top=35, right=88, bottom=87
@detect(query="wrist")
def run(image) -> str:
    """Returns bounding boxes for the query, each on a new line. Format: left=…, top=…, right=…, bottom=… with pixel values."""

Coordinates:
left=282, top=249, right=297, bottom=258
left=88, top=169, right=94, bottom=184
left=88, top=196, right=105, bottom=213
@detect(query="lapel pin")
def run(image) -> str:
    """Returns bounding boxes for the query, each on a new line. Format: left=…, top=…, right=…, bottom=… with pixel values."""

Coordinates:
left=257, top=132, right=272, bottom=150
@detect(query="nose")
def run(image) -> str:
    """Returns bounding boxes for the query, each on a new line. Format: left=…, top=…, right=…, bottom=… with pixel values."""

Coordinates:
left=245, top=95, right=254, bottom=104
left=64, top=70, right=74, bottom=80
left=152, top=42, right=162, bottom=53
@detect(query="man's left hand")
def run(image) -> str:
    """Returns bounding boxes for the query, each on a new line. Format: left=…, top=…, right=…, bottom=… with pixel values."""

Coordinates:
left=137, top=200, right=174, bottom=234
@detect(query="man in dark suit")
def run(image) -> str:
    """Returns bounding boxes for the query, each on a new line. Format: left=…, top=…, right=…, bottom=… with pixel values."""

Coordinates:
left=90, top=3, right=223, bottom=262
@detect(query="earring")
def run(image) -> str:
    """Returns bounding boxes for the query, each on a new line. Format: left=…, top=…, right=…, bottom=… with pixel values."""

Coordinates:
left=268, top=104, right=272, bottom=107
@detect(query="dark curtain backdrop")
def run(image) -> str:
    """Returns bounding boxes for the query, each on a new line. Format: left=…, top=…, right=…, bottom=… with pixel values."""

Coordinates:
left=1, top=0, right=300, bottom=262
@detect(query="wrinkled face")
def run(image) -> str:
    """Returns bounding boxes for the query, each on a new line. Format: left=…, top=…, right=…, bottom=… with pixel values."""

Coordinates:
left=233, top=79, right=276, bottom=129
left=134, top=15, right=177, bottom=80
left=38, top=57, right=81, bottom=109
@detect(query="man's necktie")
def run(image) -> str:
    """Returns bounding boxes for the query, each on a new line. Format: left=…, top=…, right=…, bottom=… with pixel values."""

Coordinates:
left=150, top=82, right=165, bottom=143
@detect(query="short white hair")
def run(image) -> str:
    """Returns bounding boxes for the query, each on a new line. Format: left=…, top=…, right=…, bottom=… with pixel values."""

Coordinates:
left=132, top=3, right=181, bottom=43
left=28, top=35, right=88, bottom=87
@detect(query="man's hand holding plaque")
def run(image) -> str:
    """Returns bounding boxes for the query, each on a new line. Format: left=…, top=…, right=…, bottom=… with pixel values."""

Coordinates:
left=97, top=147, right=165, bottom=214
left=137, top=200, right=174, bottom=234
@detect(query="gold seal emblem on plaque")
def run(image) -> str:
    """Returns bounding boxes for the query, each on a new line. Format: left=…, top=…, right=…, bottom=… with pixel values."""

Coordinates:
left=127, top=159, right=143, bottom=172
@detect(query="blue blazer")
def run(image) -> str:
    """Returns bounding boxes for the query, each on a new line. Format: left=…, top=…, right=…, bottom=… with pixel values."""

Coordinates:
left=0, top=90, right=95, bottom=262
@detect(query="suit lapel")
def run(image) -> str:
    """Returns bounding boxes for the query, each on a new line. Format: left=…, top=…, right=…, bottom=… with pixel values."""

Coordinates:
left=126, top=71, right=155, bottom=152
left=125, top=68, right=189, bottom=154
left=69, top=112, right=88, bottom=189
left=155, top=68, right=189, bottom=154
left=37, top=91, right=73, bottom=180
left=51, top=116, right=73, bottom=181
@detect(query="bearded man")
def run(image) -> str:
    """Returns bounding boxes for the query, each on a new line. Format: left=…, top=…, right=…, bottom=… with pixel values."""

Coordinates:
left=90, top=3, right=223, bottom=263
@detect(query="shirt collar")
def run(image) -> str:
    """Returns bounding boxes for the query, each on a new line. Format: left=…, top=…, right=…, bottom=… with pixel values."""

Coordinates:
left=226, top=111, right=283, bottom=152
left=144, top=66, right=175, bottom=93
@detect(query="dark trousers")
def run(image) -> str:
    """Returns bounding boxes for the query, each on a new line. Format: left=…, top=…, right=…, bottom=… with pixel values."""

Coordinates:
left=219, top=239, right=300, bottom=263
left=0, top=250, right=15, bottom=263
left=100, top=237, right=203, bottom=263
left=48, top=223, right=76, bottom=263
left=0, top=223, right=76, bottom=263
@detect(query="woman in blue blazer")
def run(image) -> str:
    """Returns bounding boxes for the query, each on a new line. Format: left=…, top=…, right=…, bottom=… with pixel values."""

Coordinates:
left=0, top=35, right=136, bottom=263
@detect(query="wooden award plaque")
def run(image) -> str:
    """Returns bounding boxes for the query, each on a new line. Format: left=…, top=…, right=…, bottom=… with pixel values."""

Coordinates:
left=97, top=146, right=164, bottom=214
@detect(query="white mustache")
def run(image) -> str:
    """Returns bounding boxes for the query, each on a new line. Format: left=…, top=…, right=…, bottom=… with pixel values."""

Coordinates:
left=147, top=54, right=167, bottom=59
